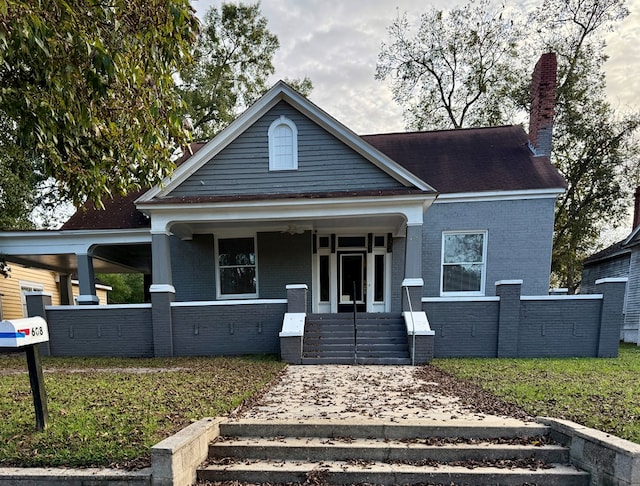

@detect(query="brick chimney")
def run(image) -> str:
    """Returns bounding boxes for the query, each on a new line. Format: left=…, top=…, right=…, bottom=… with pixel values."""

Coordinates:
left=633, top=187, right=640, bottom=230
left=528, top=52, right=557, bottom=157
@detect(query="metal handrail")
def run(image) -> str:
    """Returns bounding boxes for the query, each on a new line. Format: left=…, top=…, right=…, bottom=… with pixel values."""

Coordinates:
left=353, top=281, right=358, bottom=365
left=404, top=285, right=416, bottom=366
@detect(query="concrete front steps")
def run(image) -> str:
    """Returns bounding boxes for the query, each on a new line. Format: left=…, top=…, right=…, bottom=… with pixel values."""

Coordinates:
left=302, top=313, right=411, bottom=365
left=197, top=420, right=590, bottom=485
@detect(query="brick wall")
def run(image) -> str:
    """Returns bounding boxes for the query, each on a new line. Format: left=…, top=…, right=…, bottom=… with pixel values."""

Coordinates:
left=43, top=306, right=154, bottom=357
left=424, top=279, right=626, bottom=358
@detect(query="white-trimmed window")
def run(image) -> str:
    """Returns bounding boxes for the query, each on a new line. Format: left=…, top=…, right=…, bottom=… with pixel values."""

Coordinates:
left=441, top=231, right=487, bottom=296
left=216, top=236, right=258, bottom=298
left=268, top=115, right=298, bottom=171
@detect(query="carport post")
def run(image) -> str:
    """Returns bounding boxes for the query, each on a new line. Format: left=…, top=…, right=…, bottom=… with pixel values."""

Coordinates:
left=76, top=253, right=99, bottom=304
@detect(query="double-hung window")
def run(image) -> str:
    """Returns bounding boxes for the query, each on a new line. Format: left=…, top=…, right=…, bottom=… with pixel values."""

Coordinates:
left=441, top=231, right=487, bottom=296
left=216, top=237, right=257, bottom=298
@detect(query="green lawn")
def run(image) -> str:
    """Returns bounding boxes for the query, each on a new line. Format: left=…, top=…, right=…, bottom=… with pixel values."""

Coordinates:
left=433, top=343, right=640, bottom=443
left=0, top=354, right=284, bottom=469
left=4, top=346, right=640, bottom=469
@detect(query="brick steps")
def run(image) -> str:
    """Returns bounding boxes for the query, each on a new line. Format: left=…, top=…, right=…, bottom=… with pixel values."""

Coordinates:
left=302, top=313, right=410, bottom=364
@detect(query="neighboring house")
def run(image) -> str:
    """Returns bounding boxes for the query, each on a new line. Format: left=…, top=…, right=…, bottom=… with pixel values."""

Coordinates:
left=582, top=188, right=640, bottom=343
left=0, top=263, right=110, bottom=320
left=0, top=53, right=626, bottom=360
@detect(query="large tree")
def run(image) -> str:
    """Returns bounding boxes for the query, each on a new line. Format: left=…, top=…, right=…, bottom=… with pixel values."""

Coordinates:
left=180, top=2, right=313, bottom=140
left=0, top=113, right=41, bottom=230
left=376, top=0, right=521, bottom=130
left=377, top=0, right=639, bottom=291
left=0, top=0, right=199, bottom=207
left=530, top=0, right=640, bottom=291
left=179, top=2, right=278, bottom=140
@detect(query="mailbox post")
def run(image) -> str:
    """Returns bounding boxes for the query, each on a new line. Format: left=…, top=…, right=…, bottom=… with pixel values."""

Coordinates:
left=0, top=317, right=50, bottom=430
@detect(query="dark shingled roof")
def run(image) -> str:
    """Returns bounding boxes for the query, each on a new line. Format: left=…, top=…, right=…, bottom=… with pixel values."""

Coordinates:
left=61, top=188, right=149, bottom=230
left=583, top=240, right=630, bottom=265
left=362, top=125, right=566, bottom=193
left=61, top=127, right=566, bottom=231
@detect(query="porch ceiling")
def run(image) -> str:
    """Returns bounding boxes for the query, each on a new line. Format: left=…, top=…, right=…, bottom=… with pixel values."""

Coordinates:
left=169, top=214, right=407, bottom=239
left=6, top=244, right=151, bottom=275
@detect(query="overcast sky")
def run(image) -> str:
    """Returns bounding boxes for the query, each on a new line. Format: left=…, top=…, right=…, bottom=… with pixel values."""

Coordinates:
left=191, top=0, right=640, bottom=135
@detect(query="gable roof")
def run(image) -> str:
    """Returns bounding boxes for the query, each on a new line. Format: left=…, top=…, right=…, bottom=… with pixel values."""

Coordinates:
left=137, top=81, right=435, bottom=203
left=362, top=126, right=567, bottom=194
left=62, top=83, right=567, bottom=231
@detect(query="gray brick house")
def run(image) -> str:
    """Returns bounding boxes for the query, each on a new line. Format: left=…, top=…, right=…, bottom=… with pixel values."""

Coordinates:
left=0, top=54, right=627, bottom=361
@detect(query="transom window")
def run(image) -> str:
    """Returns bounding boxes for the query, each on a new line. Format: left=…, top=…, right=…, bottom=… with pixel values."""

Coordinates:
left=268, top=115, right=298, bottom=171
left=216, top=236, right=257, bottom=298
left=441, top=231, right=487, bottom=296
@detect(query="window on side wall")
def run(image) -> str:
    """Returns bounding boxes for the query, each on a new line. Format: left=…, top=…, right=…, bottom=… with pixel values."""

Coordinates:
left=268, top=115, right=298, bottom=171
left=441, top=231, right=487, bottom=296
left=216, top=236, right=257, bottom=298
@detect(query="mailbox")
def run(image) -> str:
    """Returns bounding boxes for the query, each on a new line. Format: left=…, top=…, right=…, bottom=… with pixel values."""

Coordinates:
left=0, top=317, right=49, bottom=348
left=0, top=316, right=49, bottom=430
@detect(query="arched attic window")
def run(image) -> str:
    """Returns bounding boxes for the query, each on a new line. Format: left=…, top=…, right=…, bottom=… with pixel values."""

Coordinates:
left=268, top=115, right=298, bottom=171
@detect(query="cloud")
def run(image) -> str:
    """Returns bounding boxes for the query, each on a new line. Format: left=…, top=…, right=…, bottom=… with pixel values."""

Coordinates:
left=192, top=0, right=640, bottom=133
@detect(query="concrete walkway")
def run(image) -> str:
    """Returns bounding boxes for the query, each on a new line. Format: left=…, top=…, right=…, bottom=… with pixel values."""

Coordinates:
left=234, top=365, right=531, bottom=426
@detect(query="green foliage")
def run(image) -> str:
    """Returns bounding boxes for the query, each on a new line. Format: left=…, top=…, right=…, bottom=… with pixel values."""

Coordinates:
left=179, top=3, right=314, bottom=140
left=96, top=273, right=145, bottom=304
left=284, top=76, right=314, bottom=97
left=0, top=0, right=199, bottom=208
left=376, top=0, right=521, bottom=130
left=0, top=355, right=284, bottom=467
left=377, top=0, right=639, bottom=290
left=528, top=0, right=640, bottom=291
left=435, top=344, right=640, bottom=444
left=179, top=1, right=279, bottom=140
left=0, top=113, right=43, bottom=230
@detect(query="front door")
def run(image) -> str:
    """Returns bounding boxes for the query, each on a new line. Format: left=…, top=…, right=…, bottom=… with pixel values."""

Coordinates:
left=313, top=233, right=391, bottom=313
left=338, top=251, right=366, bottom=312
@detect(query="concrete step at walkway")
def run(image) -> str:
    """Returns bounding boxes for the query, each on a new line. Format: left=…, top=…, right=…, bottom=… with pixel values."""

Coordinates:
left=198, top=459, right=589, bottom=486
left=197, top=420, right=588, bottom=485
left=219, top=420, right=552, bottom=440
left=209, top=436, right=570, bottom=464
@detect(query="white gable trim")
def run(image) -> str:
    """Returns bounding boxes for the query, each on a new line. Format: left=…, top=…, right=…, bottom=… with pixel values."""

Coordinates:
left=137, top=81, right=434, bottom=203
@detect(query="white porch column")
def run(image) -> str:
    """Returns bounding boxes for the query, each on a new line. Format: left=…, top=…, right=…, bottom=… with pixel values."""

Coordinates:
left=76, top=253, right=99, bottom=305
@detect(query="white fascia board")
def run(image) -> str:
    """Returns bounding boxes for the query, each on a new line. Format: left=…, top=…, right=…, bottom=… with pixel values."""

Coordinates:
left=434, top=188, right=565, bottom=204
left=137, top=82, right=434, bottom=203
left=0, top=228, right=151, bottom=255
left=142, top=194, right=434, bottom=232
